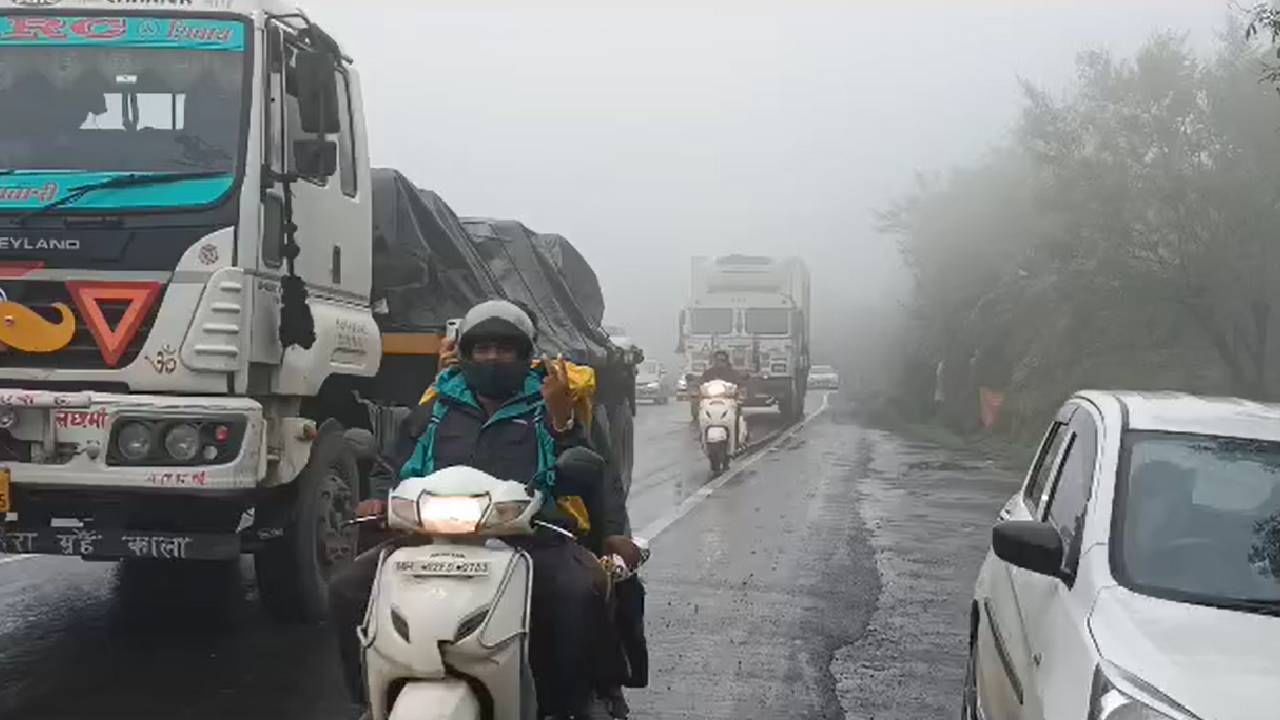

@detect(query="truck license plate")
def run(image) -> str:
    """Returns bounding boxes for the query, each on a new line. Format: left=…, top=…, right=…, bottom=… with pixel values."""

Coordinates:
left=0, top=468, right=9, bottom=514
left=396, top=559, right=490, bottom=577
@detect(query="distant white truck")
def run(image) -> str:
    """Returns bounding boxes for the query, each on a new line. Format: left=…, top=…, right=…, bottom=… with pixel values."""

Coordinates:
left=678, top=255, right=811, bottom=419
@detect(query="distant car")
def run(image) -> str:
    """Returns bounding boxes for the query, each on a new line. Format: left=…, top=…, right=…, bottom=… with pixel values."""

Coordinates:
left=966, top=391, right=1280, bottom=720
left=634, top=361, right=671, bottom=405
left=807, top=364, right=840, bottom=390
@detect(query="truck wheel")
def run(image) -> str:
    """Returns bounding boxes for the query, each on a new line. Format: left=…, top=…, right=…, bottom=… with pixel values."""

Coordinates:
left=778, top=394, right=794, bottom=420
left=254, top=423, right=358, bottom=624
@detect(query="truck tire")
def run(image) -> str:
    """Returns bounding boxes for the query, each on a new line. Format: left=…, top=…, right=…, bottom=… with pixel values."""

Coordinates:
left=254, top=422, right=358, bottom=624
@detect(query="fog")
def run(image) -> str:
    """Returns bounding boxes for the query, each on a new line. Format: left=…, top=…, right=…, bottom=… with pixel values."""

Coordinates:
left=309, top=0, right=1224, bottom=372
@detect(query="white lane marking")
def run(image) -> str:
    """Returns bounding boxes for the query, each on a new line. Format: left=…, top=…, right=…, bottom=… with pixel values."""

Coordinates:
left=637, top=392, right=830, bottom=541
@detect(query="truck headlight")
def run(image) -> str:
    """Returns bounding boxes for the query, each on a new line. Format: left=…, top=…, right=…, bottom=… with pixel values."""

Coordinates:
left=164, top=423, right=201, bottom=462
left=117, top=422, right=153, bottom=462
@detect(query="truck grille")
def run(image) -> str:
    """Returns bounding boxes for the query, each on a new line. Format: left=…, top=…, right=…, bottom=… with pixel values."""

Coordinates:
left=0, top=281, right=159, bottom=370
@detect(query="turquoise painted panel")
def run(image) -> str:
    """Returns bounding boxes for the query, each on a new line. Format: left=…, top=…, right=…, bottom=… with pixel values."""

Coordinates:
left=0, top=171, right=235, bottom=211
left=0, top=15, right=245, bottom=51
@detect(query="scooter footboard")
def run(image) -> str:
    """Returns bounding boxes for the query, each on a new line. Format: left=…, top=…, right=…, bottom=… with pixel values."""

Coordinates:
left=388, top=679, right=480, bottom=720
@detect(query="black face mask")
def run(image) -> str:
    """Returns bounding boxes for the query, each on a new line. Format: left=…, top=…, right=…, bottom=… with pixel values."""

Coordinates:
left=461, top=360, right=528, bottom=400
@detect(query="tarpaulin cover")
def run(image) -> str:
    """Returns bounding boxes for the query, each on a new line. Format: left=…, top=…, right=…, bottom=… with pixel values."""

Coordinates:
left=534, top=233, right=605, bottom=328
left=371, top=168, right=501, bottom=331
left=370, top=168, right=618, bottom=366
left=461, top=217, right=616, bottom=366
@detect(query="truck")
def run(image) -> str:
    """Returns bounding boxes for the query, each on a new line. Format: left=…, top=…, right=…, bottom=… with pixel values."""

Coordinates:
left=0, top=1, right=635, bottom=623
left=678, top=255, right=811, bottom=419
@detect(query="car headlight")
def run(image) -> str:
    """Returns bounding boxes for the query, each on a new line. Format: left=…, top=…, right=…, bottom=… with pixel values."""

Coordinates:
left=117, top=422, right=153, bottom=462
left=645, top=382, right=660, bottom=390
left=1089, top=663, right=1200, bottom=720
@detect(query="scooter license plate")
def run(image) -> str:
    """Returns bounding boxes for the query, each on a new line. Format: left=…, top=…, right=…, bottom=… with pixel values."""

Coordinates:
left=396, top=558, right=491, bottom=578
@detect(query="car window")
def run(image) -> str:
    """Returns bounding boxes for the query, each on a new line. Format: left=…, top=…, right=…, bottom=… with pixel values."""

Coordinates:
left=1044, top=410, right=1099, bottom=576
left=1024, top=420, right=1069, bottom=513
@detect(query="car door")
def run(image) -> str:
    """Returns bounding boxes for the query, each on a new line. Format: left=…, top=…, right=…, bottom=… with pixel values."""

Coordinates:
left=975, top=406, right=1073, bottom=719
left=1010, top=404, right=1102, bottom=720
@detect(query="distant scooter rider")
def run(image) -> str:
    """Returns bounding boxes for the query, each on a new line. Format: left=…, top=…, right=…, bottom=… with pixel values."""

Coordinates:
left=700, top=350, right=745, bottom=387
left=328, top=299, right=642, bottom=719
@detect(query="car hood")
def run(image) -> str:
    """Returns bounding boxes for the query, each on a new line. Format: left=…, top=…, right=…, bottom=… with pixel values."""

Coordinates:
left=635, top=374, right=660, bottom=384
left=1090, top=585, right=1280, bottom=719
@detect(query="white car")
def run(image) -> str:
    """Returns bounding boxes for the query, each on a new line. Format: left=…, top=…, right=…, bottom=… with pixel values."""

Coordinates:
left=807, top=364, right=840, bottom=390
left=966, top=391, right=1280, bottom=720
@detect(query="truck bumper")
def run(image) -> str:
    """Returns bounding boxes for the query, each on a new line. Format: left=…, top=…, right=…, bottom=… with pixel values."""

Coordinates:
left=0, top=389, right=265, bottom=492
left=0, top=390, right=268, bottom=559
left=744, top=376, right=795, bottom=406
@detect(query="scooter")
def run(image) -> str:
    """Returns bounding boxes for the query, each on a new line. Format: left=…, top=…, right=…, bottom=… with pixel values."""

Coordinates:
left=698, top=380, right=747, bottom=474
left=353, top=445, right=649, bottom=720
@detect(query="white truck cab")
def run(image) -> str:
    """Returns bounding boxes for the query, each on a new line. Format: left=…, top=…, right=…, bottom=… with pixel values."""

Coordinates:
left=0, top=0, right=378, bottom=621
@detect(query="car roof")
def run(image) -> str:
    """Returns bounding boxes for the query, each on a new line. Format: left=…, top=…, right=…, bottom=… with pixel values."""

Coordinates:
left=1076, top=390, right=1280, bottom=442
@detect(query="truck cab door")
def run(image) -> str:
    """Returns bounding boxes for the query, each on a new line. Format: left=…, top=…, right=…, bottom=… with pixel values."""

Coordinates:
left=252, top=22, right=372, bottom=375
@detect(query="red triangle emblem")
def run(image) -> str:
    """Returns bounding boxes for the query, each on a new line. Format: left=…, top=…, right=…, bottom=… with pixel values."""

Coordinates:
left=66, top=281, right=163, bottom=368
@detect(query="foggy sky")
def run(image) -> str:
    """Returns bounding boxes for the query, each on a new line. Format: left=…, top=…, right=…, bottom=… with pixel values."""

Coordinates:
left=309, top=0, right=1226, bottom=369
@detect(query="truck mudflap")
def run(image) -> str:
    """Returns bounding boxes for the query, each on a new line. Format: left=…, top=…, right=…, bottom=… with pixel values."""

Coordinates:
left=0, top=527, right=240, bottom=560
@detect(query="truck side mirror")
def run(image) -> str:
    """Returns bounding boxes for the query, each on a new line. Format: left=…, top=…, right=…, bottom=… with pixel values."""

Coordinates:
left=294, top=49, right=341, bottom=134
left=293, top=138, right=338, bottom=178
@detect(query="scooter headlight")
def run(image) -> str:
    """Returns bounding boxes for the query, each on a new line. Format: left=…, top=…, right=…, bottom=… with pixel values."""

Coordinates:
left=416, top=494, right=490, bottom=535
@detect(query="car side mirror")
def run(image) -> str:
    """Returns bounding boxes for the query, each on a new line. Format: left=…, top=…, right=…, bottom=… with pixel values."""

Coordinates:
left=554, top=446, right=606, bottom=495
left=992, top=521, right=1065, bottom=579
left=294, top=139, right=337, bottom=178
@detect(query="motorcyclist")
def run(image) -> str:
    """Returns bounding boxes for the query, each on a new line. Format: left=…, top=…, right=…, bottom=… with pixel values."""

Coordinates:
left=697, top=350, right=746, bottom=446
left=328, top=299, right=642, bottom=719
left=700, top=350, right=745, bottom=386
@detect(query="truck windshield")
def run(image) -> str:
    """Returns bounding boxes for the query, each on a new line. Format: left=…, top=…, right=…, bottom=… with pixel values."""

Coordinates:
left=0, top=14, right=247, bottom=213
left=745, top=308, right=789, bottom=334
left=689, top=308, right=733, bottom=334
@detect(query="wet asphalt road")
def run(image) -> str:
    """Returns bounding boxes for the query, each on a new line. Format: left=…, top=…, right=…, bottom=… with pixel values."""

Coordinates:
left=0, top=395, right=1017, bottom=719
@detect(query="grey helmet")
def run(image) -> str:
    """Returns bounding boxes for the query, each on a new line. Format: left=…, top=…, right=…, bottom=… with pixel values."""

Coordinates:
left=459, top=300, right=537, bottom=358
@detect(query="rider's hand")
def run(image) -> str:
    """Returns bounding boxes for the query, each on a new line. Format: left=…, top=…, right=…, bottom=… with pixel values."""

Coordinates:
left=541, top=354, right=574, bottom=431
left=437, top=338, right=460, bottom=376
left=356, top=498, right=387, bottom=518
left=603, top=535, right=643, bottom=570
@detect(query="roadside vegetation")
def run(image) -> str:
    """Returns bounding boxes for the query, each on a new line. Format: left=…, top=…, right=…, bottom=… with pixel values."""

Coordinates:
left=877, top=14, right=1280, bottom=444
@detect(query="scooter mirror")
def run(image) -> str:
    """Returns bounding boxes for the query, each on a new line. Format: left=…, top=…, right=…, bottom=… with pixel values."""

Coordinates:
left=554, top=446, right=606, bottom=495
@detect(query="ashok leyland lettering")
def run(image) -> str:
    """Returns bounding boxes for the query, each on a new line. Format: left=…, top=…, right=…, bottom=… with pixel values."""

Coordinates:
left=0, top=2, right=379, bottom=623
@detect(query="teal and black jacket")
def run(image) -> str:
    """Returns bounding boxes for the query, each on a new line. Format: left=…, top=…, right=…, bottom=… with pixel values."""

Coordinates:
left=393, top=365, right=617, bottom=535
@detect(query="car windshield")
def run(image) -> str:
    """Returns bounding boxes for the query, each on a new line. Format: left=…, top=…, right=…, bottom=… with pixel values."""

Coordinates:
left=744, top=308, right=789, bottom=334
left=1117, top=432, right=1280, bottom=604
left=812, top=365, right=835, bottom=374
left=0, top=14, right=247, bottom=211
left=689, top=308, right=733, bottom=334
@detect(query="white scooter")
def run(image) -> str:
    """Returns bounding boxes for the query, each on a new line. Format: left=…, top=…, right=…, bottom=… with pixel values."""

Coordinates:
left=698, top=380, right=747, bottom=474
left=353, top=446, right=648, bottom=720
